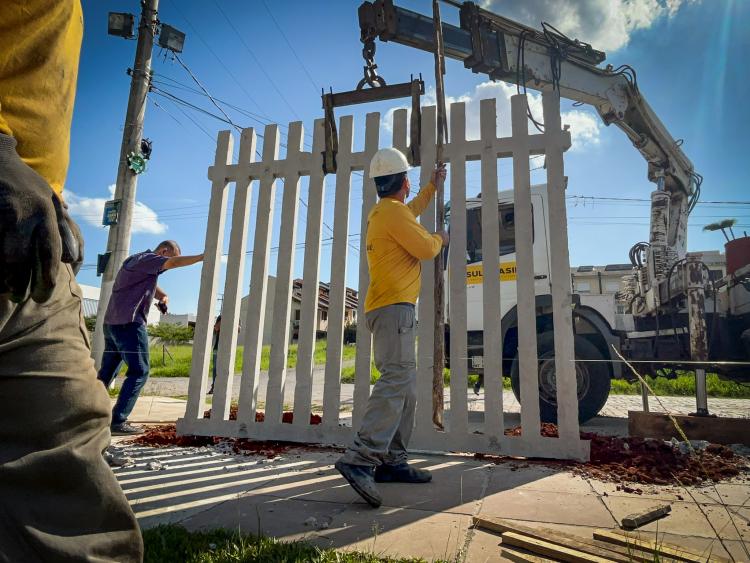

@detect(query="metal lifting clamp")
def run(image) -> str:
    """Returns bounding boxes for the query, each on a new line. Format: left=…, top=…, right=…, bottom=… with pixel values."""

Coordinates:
left=321, top=2, right=424, bottom=174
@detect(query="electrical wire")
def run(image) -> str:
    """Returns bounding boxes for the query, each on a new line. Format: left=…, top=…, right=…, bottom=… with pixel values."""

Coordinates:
left=210, top=0, right=301, bottom=121
left=259, top=0, right=320, bottom=95
left=172, top=52, right=242, bottom=132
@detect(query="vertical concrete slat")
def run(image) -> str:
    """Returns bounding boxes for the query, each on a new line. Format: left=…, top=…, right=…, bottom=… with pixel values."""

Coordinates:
left=447, top=102, right=469, bottom=437
left=293, top=119, right=327, bottom=427
left=236, top=125, right=280, bottom=424
left=542, top=90, right=579, bottom=443
left=213, top=128, right=257, bottom=421
left=414, top=105, right=437, bottom=437
left=479, top=99, right=503, bottom=440
left=184, top=130, right=234, bottom=421
left=392, top=108, right=408, bottom=155
left=352, top=112, right=381, bottom=430
left=322, top=116, right=354, bottom=429
left=511, top=94, right=541, bottom=439
left=266, top=121, right=305, bottom=425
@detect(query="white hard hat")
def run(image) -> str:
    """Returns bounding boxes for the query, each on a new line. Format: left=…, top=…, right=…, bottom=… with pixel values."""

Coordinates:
left=369, top=147, right=410, bottom=179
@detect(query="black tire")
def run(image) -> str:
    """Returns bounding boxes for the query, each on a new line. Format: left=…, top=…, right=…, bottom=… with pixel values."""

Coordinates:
left=510, top=331, right=611, bottom=423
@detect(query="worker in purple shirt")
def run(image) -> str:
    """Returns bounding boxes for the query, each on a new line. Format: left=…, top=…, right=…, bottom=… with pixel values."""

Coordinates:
left=97, top=240, right=203, bottom=435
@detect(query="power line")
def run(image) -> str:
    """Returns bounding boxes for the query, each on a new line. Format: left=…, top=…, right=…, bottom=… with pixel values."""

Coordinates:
left=259, top=0, right=320, bottom=95
left=172, top=52, right=242, bottom=132
left=166, top=0, right=269, bottom=117
left=210, top=0, right=302, bottom=121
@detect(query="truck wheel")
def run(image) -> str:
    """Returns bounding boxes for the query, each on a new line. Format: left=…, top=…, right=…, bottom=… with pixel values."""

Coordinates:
left=510, top=331, right=610, bottom=424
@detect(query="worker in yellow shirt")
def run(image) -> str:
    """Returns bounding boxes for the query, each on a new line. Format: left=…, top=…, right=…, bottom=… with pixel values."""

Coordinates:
left=0, top=1, right=142, bottom=560
left=336, top=147, right=448, bottom=508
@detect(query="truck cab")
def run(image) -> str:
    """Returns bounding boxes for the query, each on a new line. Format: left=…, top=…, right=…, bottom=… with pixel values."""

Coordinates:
left=447, top=184, right=622, bottom=423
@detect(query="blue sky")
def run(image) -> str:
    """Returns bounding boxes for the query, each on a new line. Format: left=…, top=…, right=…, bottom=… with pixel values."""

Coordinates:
left=69, top=0, right=749, bottom=314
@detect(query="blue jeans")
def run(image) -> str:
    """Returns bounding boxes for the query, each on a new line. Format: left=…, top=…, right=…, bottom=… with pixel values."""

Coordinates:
left=97, top=323, right=150, bottom=425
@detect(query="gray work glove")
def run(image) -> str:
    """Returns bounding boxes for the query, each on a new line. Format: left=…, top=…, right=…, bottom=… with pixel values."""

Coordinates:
left=0, top=133, right=83, bottom=303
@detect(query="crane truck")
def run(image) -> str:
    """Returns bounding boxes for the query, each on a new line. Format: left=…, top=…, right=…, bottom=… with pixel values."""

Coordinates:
left=345, top=0, right=750, bottom=422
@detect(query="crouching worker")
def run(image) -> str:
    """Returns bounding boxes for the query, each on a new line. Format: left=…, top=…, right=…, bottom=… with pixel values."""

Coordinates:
left=97, top=241, right=203, bottom=434
left=335, top=148, right=448, bottom=508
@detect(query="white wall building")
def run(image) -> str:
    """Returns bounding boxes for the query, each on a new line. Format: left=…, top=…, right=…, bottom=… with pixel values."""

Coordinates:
left=79, top=284, right=162, bottom=326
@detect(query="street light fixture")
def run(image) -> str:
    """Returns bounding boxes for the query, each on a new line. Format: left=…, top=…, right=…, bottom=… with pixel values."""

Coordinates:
left=158, top=24, right=186, bottom=53
left=107, top=12, right=135, bottom=39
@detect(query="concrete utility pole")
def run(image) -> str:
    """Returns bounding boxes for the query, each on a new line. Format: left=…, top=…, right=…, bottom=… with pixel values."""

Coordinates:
left=93, top=0, right=159, bottom=367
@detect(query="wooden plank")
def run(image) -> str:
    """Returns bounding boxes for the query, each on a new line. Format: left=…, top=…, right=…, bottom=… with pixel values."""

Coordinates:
left=473, top=516, right=632, bottom=563
left=322, top=116, right=354, bottom=429
left=292, top=118, right=327, bottom=427
left=183, top=130, right=234, bottom=421
left=266, top=121, right=305, bottom=424
left=352, top=112, right=380, bottom=430
left=414, top=105, right=438, bottom=438
left=593, top=530, right=731, bottom=563
left=480, top=98, right=503, bottom=440
left=502, top=532, right=615, bottom=563
left=628, top=411, right=750, bottom=446
left=236, top=124, right=280, bottom=424
left=510, top=94, right=541, bottom=438
left=501, top=547, right=558, bottom=563
left=447, top=102, right=468, bottom=437
left=541, top=90, right=579, bottom=444
left=212, top=128, right=257, bottom=421
left=621, top=504, right=671, bottom=530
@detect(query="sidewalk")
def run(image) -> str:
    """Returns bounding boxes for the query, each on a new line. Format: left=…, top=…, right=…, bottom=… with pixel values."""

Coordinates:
left=115, top=395, right=750, bottom=561
left=111, top=441, right=750, bottom=561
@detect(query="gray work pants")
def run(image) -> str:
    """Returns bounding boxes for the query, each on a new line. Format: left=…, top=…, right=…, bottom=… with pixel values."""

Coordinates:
left=342, top=303, right=416, bottom=467
left=0, top=265, right=143, bottom=562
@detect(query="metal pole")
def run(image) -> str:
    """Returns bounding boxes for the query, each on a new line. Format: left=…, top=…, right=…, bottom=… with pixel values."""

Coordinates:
left=686, top=254, right=710, bottom=416
left=432, top=0, right=448, bottom=429
left=93, top=0, right=159, bottom=367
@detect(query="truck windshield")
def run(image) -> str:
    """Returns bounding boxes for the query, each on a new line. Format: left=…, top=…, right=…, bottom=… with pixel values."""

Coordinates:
left=465, top=203, right=526, bottom=264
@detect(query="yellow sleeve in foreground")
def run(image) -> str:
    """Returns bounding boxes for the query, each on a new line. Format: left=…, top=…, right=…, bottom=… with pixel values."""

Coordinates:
left=406, top=181, right=436, bottom=217
left=390, top=204, right=442, bottom=260
left=0, top=0, right=83, bottom=195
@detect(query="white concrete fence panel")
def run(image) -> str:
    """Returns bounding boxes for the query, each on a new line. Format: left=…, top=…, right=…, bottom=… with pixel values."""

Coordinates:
left=177, top=91, right=590, bottom=461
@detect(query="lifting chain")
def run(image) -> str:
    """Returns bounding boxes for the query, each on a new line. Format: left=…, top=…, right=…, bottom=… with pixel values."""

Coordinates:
left=357, top=33, right=386, bottom=90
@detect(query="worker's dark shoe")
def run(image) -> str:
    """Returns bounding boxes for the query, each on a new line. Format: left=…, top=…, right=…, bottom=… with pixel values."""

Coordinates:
left=335, top=460, right=382, bottom=508
left=375, top=463, right=432, bottom=483
left=110, top=422, right=144, bottom=436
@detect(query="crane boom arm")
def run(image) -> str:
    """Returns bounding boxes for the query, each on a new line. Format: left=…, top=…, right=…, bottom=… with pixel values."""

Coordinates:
left=359, top=0, right=695, bottom=198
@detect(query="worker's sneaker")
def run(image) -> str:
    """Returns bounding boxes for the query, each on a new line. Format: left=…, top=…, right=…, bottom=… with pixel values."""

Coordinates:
left=335, top=460, right=382, bottom=508
left=375, top=462, right=432, bottom=483
left=110, top=422, right=144, bottom=436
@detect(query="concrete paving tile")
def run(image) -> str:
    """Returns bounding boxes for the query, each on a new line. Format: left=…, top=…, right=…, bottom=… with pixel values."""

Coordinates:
left=588, top=478, right=750, bottom=507
left=478, top=487, right=614, bottom=528
left=464, top=528, right=505, bottom=563
left=255, top=456, right=492, bottom=515
left=180, top=493, right=472, bottom=561
left=609, top=530, right=748, bottom=560
left=602, top=496, right=749, bottom=541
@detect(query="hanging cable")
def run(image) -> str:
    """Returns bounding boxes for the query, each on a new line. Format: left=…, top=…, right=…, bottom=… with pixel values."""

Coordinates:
left=172, top=53, right=243, bottom=132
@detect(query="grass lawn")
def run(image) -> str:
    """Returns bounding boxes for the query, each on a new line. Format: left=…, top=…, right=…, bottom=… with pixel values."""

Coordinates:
left=143, top=525, right=439, bottom=563
left=145, top=340, right=356, bottom=377
left=610, top=372, right=750, bottom=398
left=340, top=364, right=512, bottom=391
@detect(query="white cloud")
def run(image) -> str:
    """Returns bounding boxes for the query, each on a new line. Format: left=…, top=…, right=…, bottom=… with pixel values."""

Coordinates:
left=384, top=80, right=601, bottom=152
left=479, top=0, right=698, bottom=52
left=66, top=185, right=168, bottom=235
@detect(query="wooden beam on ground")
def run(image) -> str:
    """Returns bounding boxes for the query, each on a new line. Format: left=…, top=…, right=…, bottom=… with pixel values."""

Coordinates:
left=473, top=516, right=633, bottom=562
left=628, top=410, right=750, bottom=446
left=621, top=504, right=671, bottom=530
left=502, top=532, right=616, bottom=563
left=593, top=530, right=731, bottom=563
left=501, top=547, right=558, bottom=563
